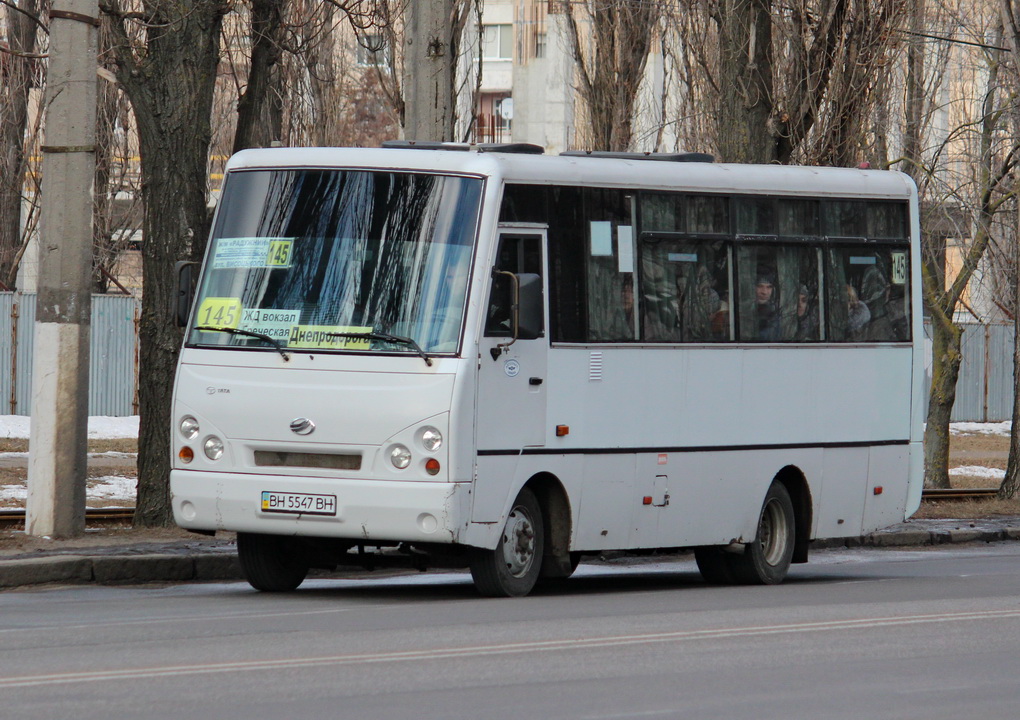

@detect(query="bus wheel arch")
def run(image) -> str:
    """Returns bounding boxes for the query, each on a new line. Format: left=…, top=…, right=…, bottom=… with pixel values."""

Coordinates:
left=775, top=465, right=812, bottom=564
left=527, top=473, right=576, bottom=580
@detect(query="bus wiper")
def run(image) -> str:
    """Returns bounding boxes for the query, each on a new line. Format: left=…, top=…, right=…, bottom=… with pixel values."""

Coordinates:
left=323, top=331, right=433, bottom=367
left=195, top=325, right=291, bottom=361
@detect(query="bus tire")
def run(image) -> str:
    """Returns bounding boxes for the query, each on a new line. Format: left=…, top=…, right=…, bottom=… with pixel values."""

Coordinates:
left=237, top=532, right=309, bottom=592
left=730, top=481, right=796, bottom=585
left=469, top=487, right=545, bottom=597
left=694, top=547, right=735, bottom=584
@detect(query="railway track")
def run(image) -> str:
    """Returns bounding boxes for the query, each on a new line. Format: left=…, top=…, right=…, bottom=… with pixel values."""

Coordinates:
left=921, top=488, right=999, bottom=501
left=0, top=507, right=135, bottom=530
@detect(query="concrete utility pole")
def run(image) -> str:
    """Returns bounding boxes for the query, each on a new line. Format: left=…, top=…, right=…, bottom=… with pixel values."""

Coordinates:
left=403, top=0, right=458, bottom=142
left=26, top=0, right=99, bottom=538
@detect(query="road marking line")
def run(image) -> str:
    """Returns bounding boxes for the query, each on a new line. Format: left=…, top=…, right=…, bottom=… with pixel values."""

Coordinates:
left=3, top=608, right=1020, bottom=688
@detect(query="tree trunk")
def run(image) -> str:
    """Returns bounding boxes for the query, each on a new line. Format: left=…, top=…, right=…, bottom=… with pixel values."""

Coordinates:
left=1001, top=302, right=1020, bottom=497
left=0, top=0, right=43, bottom=290
left=716, top=0, right=774, bottom=163
left=104, top=0, right=227, bottom=526
left=232, top=0, right=285, bottom=153
left=923, top=320, right=963, bottom=489
left=999, top=0, right=1020, bottom=499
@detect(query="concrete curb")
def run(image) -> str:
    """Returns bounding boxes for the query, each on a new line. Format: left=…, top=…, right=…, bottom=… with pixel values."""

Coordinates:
left=2, top=524, right=1019, bottom=590
left=0, top=552, right=241, bottom=590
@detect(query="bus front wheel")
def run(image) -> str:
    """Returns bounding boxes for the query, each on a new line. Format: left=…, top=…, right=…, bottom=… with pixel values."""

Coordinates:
left=729, top=481, right=796, bottom=585
left=237, top=532, right=310, bottom=592
left=469, top=487, right=545, bottom=597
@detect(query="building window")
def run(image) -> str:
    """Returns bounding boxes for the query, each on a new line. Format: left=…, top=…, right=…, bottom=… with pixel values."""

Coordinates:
left=482, top=24, right=512, bottom=59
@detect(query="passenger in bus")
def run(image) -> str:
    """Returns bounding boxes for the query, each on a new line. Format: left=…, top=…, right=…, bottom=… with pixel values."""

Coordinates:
left=847, top=284, right=870, bottom=339
left=794, top=285, right=819, bottom=341
left=679, top=265, right=722, bottom=341
left=861, top=264, right=892, bottom=341
left=755, top=274, right=781, bottom=341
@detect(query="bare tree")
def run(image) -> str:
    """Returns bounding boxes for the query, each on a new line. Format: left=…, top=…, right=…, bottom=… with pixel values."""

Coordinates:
left=0, top=0, right=47, bottom=290
left=999, top=0, right=1020, bottom=498
left=100, top=0, right=228, bottom=526
left=561, top=0, right=663, bottom=152
left=668, top=0, right=905, bottom=165
left=893, top=3, right=1018, bottom=489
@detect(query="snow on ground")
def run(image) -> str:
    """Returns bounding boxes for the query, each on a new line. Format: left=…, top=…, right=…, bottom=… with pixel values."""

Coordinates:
left=1, top=416, right=139, bottom=508
left=0, top=476, right=136, bottom=508
left=950, top=421, right=1012, bottom=436
left=0, top=415, right=139, bottom=440
left=949, top=465, right=1006, bottom=481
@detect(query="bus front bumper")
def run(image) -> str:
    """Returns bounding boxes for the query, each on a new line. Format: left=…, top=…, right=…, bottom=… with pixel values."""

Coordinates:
left=171, top=470, right=471, bottom=545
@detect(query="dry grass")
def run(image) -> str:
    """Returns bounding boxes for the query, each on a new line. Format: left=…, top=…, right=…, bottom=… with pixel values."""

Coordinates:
left=913, top=429, right=1020, bottom=519
left=0, top=438, right=137, bottom=454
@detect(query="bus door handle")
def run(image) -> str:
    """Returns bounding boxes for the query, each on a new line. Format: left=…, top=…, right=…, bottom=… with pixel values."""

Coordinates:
left=529, top=377, right=543, bottom=386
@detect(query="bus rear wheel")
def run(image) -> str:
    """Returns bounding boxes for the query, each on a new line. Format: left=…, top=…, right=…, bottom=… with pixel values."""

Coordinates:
left=237, top=532, right=310, bottom=592
left=469, top=487, right=545, bottom=597
left=729, top=481, right=795, bottom=585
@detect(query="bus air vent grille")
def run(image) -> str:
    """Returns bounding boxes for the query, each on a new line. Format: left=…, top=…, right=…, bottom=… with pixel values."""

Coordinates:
left=254, top=451, right=362, bottom=471
left=589, top=352, right=604, bottom=382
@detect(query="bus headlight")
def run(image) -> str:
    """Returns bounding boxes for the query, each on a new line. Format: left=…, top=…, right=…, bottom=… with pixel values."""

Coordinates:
left=180, top=416, right=200, bottom=440
left=389, top=444, right=412, bottom=469
left=203, top=436, right=224, bottom=461
left=420, top=426, right=443, bottom=452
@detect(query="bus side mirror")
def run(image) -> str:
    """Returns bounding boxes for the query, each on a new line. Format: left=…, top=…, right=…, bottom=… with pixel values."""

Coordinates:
left=516, top=273, right=543, bottom=340
left=174, top=261, right=199, bottom=327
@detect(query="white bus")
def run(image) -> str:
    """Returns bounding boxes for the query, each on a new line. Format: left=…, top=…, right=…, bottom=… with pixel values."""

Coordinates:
left=171, top=144, right=923, bottom=597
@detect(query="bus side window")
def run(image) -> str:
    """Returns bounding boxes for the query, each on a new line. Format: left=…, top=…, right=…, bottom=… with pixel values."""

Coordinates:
left=828, top=246, right=910, bottom=342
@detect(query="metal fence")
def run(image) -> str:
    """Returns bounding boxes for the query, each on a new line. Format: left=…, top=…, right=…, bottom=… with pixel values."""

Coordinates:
left=1, top=293, right=1014, bottom=422
left=1, top=292, right=139, bottom=417
left=923, top=321, right=1014, bottom=423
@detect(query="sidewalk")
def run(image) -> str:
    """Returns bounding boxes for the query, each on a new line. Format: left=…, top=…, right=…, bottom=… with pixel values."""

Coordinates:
left=3, top=516, right=1020, bottom=591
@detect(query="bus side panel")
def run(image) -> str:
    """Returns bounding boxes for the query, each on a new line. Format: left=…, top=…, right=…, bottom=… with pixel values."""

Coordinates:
left=862, top=443, right=912, bottom=532
left=816, top=447, right=868, bottom=537
left=574, top=454, right=637, bottom=550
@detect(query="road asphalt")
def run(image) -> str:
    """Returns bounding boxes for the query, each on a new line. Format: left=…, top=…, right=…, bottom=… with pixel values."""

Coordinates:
left=1, top=516, right=1019, bottom=591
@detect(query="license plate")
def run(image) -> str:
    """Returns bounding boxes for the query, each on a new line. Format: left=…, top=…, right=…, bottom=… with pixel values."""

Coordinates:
left=261, top=491, right=337, bottom=516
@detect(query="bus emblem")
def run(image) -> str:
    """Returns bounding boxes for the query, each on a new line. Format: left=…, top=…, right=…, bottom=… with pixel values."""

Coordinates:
left=290, top=417, right=316, bottom=436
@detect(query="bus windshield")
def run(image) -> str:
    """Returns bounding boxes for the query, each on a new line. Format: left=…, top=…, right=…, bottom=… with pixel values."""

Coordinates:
left=187, top=168, right=483, bottom=356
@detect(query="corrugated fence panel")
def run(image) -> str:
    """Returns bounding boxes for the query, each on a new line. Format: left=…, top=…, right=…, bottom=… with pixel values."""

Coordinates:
left=923, top=321, right=1015, bottom=423
left=1, top=292, right=139, bottom=417
left=89, top=295, right=138, bottom=416
left=985, top=323, right=1015, bottom=422
left=0, top=293, right=13, bottom=415
left=955, top=324, right=987, bottom=422
left=14, top=296, right=34, bottom=416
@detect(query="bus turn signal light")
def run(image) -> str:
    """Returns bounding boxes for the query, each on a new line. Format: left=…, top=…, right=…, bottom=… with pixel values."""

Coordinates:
left=179, top=446, right=194, bottom=463
left=555, top=425, right=570, bottom=437
left=873, top=486, right=883, bottom=495
left=425, top=458, right=441, bottom=476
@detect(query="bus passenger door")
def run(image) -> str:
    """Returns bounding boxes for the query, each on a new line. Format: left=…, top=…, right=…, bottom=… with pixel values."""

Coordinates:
left=476, top=230, right=548, bottom=453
